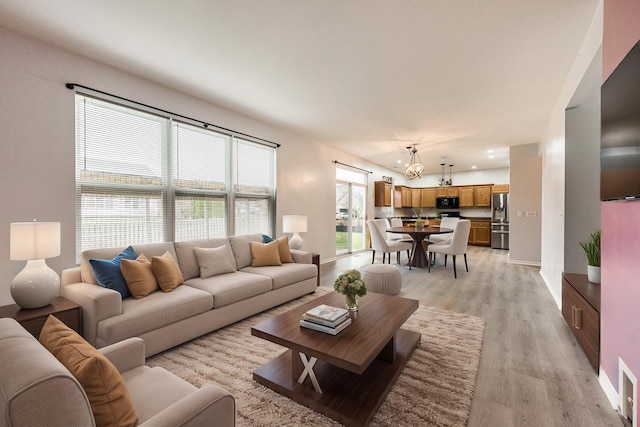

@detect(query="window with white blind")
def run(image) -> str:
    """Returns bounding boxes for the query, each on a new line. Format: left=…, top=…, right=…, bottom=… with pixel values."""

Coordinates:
left=75, top=94, right=276, bottom=254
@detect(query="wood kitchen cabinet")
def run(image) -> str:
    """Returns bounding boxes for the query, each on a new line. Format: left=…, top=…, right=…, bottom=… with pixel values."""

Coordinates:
left=394, top=186, right=403, bottom=207
left=374, top=181, right=391, bottom=207
left=459, top=187, right=475, bottom=207
left=469, top=220, right=491, bottom=246
left=401, top=187, right=411, bottom=207
left=492, top=184, right=510, bottom=194
left=562, top=273, right=600, bottom=372
left=411, top=188, right=421, bottom=207
left=475, top=186, right=492, bottom=207
left=420, top=188, right=436, bottom=207
left=446, top=187, right=459, bottom=197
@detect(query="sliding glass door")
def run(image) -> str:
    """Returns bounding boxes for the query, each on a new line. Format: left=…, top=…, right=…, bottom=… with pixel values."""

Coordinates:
left=336, top=167, right=367, bottom=256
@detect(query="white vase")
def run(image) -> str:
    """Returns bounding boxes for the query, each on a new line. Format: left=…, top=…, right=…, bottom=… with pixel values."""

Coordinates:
left=587, top=265, right=601, bottom=284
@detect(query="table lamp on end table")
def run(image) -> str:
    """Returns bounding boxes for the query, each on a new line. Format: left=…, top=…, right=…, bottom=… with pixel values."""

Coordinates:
left=10, top=221, right=61, bottom=309
left=283, top=215, right=307, bottom=250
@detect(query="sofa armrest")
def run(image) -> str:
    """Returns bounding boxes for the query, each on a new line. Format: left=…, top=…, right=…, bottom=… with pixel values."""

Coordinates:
left=61, top=266, right=82, bottom=287
left=290, top=249, right=312, bottom=264
left=139, top=384, right=235, bottom=427
left=62, top=282, right=122, bottom=347
left=99, top=337, right=145, bottom=373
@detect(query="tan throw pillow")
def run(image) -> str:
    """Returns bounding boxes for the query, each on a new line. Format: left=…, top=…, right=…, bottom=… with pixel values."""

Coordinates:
left=39, top=315, right=138, bottom=427
left=276, top=236, right=295, bottom=263
left=121, top=254, right=159, bottom=299
left=194, top=246, right=236, bottom=278
left=250, top=240, right=282, bottom=267
left=151, top=251, right=184, bottom=292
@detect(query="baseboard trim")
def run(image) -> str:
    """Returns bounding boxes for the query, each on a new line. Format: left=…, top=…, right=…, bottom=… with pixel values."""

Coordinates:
left=539, top=269, right=561, bottom=309
left=599, top=367, right=619, bottom=411
left=507, top=258, right=541, bottom=267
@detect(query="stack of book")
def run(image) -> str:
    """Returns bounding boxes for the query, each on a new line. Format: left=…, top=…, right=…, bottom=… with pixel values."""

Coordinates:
left=300, top=304, right=352, bottom=335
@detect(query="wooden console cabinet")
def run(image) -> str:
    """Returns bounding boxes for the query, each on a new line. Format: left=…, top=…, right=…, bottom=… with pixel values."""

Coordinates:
left=0, top=296, right=83, bottom=339
left=561, top=273, right=600, bottom=371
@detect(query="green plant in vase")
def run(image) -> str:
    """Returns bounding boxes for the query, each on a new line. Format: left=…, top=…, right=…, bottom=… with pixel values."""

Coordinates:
left=579, top=229, right=601, bottom=284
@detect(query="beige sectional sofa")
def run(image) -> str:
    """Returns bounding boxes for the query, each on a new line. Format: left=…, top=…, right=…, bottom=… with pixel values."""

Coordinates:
left=61, top=233, right=318, bottom=357
left=0, top=318, right=235, bottom=427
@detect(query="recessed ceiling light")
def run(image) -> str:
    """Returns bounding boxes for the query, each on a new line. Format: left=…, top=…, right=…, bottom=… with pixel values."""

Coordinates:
left=396, top=160, right=402, bottom=164
left=471, top=165, right=477, bottom=169
left=487, top=149, right=493, bottom=153
left=489, top=155, right=494, bottom=159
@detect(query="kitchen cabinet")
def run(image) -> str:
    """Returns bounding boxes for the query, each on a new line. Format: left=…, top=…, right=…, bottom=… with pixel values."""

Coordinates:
left=446, top=187, right=459, bottom=197
left=475, top=186, right=492, bottom=207
left=374, top=181, right=391, bottom=207
left=469, top=220, right=491, bottom=246
left=561, top=273, right=600, bottom=372
left=420, top=188, right=436, bottom=207
left=459, top=187, right=475, bottom=207
left=492, top=184, right=510, bottom=194
left=394, top=186, right=403, bottom=207
left=435, top=188, right=447, bottom=197
left=411, top=188, right=421, bottom=207
left=401, top=187, right=412, bottom=207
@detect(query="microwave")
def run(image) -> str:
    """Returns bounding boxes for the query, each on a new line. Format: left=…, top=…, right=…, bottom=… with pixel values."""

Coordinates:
left=436, top=197, right=459, bottom=209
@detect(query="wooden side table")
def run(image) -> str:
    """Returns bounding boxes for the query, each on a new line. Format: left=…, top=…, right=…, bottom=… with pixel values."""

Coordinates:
left=312, top=253, right=320, bottom=286
left=0, top=296, right=83, bottom=339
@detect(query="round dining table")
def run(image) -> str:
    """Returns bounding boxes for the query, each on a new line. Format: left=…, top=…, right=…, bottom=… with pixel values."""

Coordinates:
left=386, top=226, right=454, bottom=268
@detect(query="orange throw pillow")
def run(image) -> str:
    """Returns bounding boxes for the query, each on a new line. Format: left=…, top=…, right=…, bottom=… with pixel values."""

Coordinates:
left=250, top=240, right=282, bottom=267
left=276, top=236, right=294, bottom=263
left=121, top=254, right=159, bottom=299
left=39, top=315, right=138, bottom=427
left=151, top=251, right=184, bottom=292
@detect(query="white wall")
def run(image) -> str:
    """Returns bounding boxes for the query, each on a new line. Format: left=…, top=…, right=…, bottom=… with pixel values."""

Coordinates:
left=509, top=144, right=542, bottom=265
left=539, top=3, right=603, bottom=305
left=397, top=168, right=509, bottom=188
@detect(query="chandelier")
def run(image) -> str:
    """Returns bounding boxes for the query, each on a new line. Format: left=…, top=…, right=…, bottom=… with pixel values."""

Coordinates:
left=438, top=163, right=454, bottom=186
left=404, top=145, right=424, bottom=180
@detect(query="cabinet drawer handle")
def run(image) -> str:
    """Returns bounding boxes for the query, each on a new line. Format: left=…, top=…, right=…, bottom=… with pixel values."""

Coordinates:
left=572, top=305, right=582, bottom=330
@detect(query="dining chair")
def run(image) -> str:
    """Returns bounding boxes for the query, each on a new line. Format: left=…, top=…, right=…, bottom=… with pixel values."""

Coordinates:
left=428, top=216, right=459, bottom=244
left=427, top=219, right=471, bottom=278
left=389, top=218, right=412, bottom=242
left=367, top=219, right=412, bottom=266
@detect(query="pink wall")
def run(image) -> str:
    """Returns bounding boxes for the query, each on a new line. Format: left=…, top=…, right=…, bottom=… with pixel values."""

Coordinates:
left=600, top=0, right=640, bottom=390
left=600, top=202, right=640, bottom=386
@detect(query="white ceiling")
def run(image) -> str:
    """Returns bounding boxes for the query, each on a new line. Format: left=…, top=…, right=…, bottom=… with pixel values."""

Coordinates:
left=0, top=0, right=599, bottom=174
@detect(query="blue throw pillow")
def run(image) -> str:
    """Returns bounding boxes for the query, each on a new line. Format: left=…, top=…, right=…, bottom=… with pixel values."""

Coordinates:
left=89, top=246, right=137, bottom=299
left=262, top=234, right=275, bottom=243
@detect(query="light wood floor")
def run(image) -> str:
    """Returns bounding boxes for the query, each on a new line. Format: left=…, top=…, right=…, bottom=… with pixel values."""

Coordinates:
left=318, top=246, right=623, bottom=427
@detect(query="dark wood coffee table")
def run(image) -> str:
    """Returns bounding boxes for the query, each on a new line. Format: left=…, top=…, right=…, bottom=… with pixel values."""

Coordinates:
left=251, top=291, right=420, bottom=427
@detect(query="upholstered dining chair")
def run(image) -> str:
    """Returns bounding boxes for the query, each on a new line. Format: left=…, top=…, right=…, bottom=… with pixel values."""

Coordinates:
left=428, top=216, right=459, bottom=244
left=367, top=219, right=412, bottom=266
left=389, top=217, right=412, bottom=242
left=428, top=219, right=471, bottom=278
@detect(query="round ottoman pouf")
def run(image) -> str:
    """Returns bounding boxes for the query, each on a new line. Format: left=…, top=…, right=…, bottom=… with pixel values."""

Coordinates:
left=362, top=264, right=403, bottom=295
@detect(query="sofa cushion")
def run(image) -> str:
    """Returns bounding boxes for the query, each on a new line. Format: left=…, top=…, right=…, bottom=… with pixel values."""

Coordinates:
left=121, top=254, right=159, bottom=299
left=97, top=286, right=213, bottom=345
left=241, top=263, right=318, bottom=290
left=174, top=238, right=236, bottom=280
left=228, top=233, right=263, bottom=269
left=250, top=240, right=282, bottom=267
left=185, top=271, right=272, bottom=308
left=89, top=246, right=138, bottom=299
left=194, top=246, right=237, bottom=278
left=151, top=252, right=184, bottom=292
left=120, top=365, right=197, bottom=424
left=39, top=315, right=138, bottom=427
left=276, top=236, right=295, bottom=263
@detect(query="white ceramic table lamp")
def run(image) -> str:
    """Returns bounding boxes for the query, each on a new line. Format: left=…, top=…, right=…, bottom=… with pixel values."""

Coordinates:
left=10, top=221, right=61, bottom=309
left=283, top=215, right=307, bottom=250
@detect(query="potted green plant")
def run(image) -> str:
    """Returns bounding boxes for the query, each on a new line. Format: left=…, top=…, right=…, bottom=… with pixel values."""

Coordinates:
left=579, top=229, right=601, bottom=284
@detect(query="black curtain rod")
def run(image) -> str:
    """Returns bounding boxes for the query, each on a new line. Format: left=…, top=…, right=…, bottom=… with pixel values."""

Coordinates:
left=333, top=160, right=373, bottom=174
left=65, top=82, right=280, bottom=148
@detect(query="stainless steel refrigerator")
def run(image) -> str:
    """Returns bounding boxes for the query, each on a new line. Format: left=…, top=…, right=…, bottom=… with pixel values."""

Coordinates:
left=491, top=193, right=509, bottom=249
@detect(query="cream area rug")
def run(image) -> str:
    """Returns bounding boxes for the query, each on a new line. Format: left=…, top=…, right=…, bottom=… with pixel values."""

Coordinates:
left=147, top=289, right=486, bottom=426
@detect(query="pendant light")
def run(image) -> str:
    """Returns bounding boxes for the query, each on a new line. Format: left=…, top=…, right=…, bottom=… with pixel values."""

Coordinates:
left=447, top=164, right=454, bottom=186
left=404, top=145, right=424, bottom=180
left=438, top=163, right=446, bottom=186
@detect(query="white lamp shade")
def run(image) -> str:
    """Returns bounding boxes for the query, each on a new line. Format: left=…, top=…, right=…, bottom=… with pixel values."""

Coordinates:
left=10, top=222, right=61, bottom=260
left=282, top=215, right=307, bottom=233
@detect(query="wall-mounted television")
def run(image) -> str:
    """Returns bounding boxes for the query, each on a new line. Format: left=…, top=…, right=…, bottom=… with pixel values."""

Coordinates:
left=601, top=40, right=640, bottom=201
